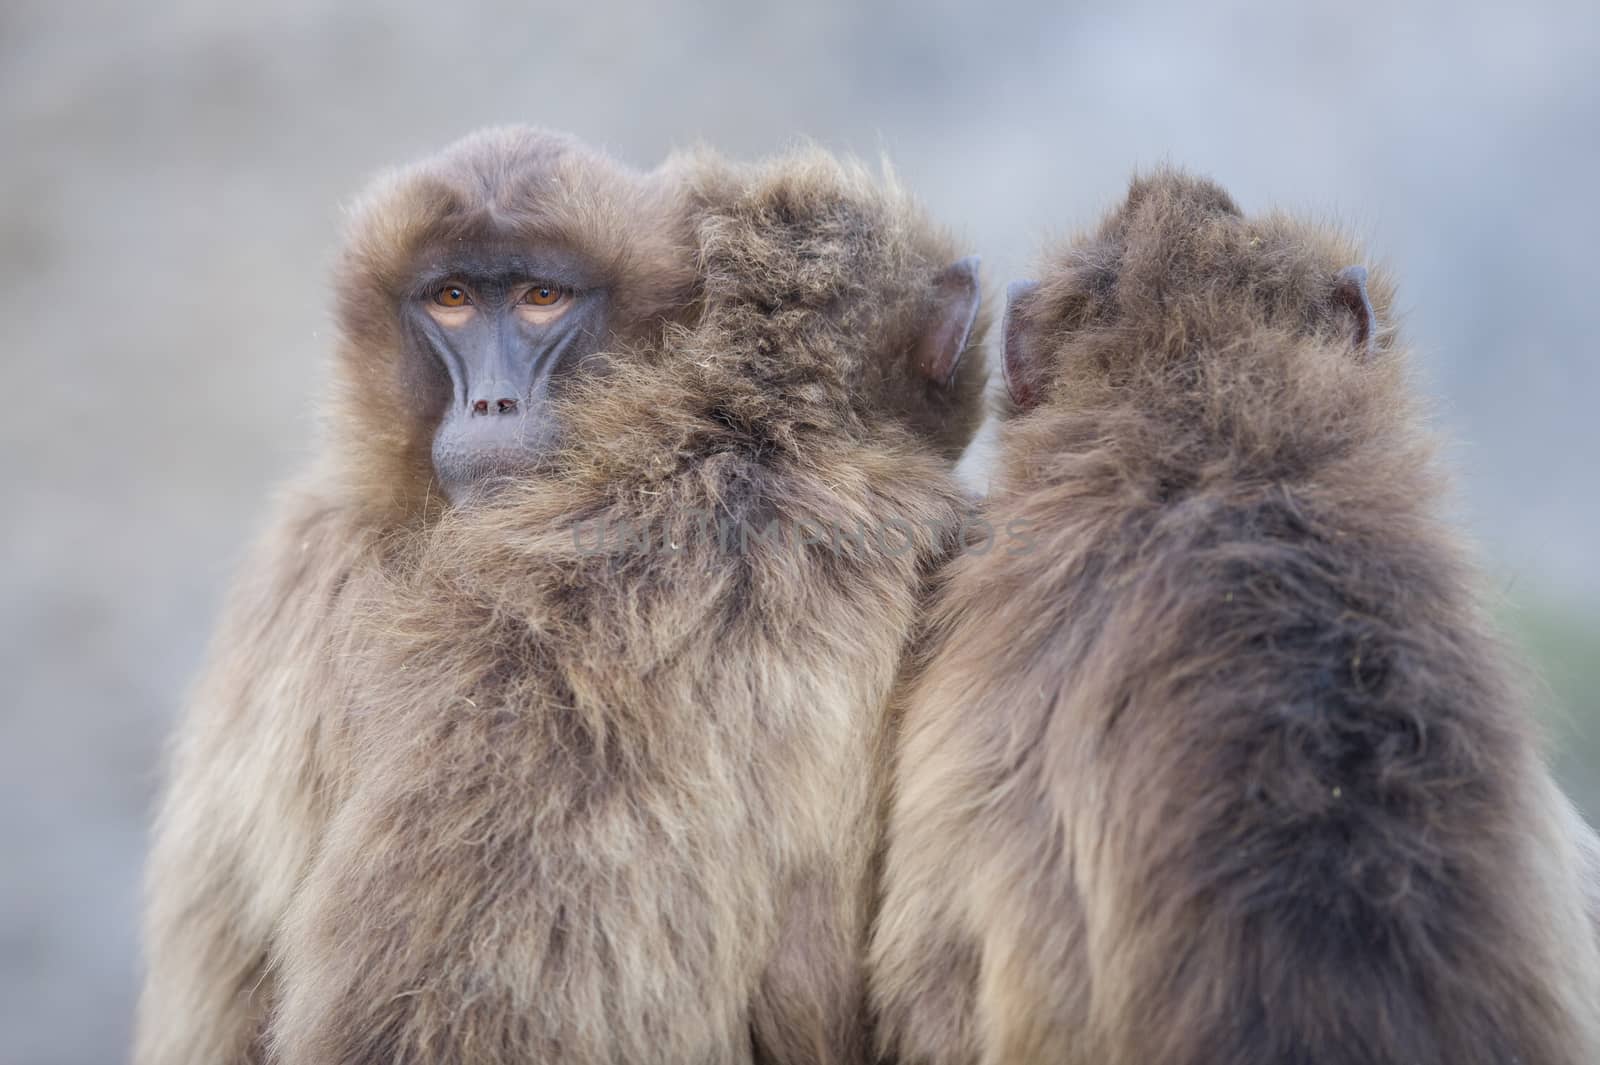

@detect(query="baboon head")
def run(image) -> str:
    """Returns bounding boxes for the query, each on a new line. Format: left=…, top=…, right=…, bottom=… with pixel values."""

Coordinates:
left=328, top=126, right=696, bottom=513
left=1002, top=169, right=1394, bottom=411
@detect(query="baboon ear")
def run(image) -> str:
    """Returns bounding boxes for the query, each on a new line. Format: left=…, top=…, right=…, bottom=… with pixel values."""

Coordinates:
left=913, top=255, right=982, bottom=386
left=1333, top=265, right=1377, bottom=356
left=1003, top=279, right=1044, bottom=409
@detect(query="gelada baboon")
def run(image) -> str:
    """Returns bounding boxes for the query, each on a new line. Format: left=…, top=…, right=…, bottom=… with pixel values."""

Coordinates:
left=869, top=169, right=1600, bottom=1065
left=135, top=127, right=699, bottom=1065
left=137, top=127, right=988, bottom=1065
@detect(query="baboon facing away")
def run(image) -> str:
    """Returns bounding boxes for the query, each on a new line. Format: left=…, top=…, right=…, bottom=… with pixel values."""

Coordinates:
left=137, top=127, right=989, bottom=1065
left=869, top=170, right=1600, bottom=1065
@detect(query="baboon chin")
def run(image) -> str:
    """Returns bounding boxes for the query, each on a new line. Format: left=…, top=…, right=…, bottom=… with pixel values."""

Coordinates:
left=870, top=168, right=1600, bottom=1065
left=136, top=127, right=989, bottom=1065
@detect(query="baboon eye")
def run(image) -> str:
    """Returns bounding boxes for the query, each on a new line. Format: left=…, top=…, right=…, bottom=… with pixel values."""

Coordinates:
left=433, top=284, right=471, bottom=308
left=523, top=284, right=566, bottom=307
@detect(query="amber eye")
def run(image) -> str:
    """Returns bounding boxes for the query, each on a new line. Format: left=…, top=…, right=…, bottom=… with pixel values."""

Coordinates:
left=523, top=284, right=565, bottom=307
left=433, top=284, right=470, bottom=308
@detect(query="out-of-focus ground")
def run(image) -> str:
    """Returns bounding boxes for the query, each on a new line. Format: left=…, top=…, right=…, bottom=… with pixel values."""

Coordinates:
left=2, top=1, right=1597, bottom=1061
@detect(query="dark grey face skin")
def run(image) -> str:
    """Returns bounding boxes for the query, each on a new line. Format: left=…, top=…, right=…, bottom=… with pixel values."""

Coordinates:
left=404, top=248, right=611, bottom=503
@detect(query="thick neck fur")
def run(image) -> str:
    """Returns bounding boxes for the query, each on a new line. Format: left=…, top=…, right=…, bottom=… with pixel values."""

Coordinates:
left=375, top=145, right=993, bottom=645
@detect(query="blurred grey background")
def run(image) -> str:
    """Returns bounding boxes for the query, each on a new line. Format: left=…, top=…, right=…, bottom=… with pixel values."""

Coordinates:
left=3, top=1, right=1597, bottom=1061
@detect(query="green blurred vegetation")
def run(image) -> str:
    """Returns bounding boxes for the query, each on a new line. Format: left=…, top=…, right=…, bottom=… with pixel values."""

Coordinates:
left=1507, top=597, right=1600, bottom=821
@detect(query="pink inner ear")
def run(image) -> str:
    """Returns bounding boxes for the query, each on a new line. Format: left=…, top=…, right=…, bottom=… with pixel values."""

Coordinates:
left=914, top=256, right=982, bottom=385
left=1333, top=265, right=1376, bottom=355
left=1002, top=279, right=1042, bottom=409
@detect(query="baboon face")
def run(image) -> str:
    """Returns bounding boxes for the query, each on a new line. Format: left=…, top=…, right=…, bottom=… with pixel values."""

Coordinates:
left=1002, top=171, right=1388, bottom=409
left=403, top=238, right=613, bottom=499
left=333, top=127, right=695, bottom=507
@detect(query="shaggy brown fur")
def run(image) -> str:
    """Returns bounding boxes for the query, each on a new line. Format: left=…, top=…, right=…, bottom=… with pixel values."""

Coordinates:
left=134, top=126, right=697, bottom=1065
left=137, top=127, right=988, bottom=1065
left=869, top=169, right=1600, bottom=1065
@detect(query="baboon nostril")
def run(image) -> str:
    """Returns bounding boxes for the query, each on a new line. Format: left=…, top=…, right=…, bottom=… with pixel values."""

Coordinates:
left=470, top=396, right=518, bottom=415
